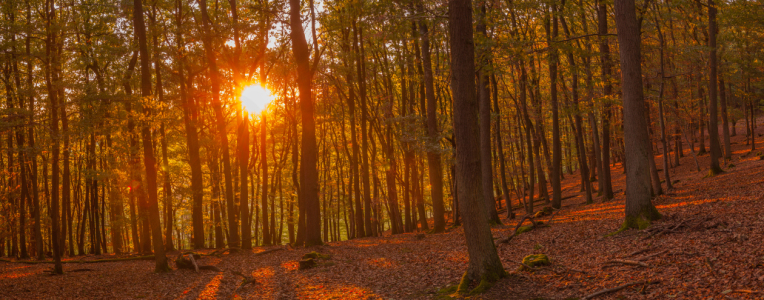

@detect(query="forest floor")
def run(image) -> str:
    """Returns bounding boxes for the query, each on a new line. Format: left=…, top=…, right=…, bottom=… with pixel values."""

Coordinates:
left=3, top=122, right=764, bottom=300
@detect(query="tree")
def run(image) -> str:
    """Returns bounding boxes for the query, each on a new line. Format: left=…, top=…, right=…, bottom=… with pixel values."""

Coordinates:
left=448, top=0, right=506, bottom=293
left=134, top=0, right=169, bottom=272
left=289, top=0, right=322, bottom=246
left=613, top=0, right=662, bottom=229
left=707, top=0, right=723, bottom=175
left=416, top=1, right=446, bottom=233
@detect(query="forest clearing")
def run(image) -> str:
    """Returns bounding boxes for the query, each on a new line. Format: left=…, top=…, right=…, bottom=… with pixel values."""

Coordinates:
left=1, top=0, right=763, bottom=298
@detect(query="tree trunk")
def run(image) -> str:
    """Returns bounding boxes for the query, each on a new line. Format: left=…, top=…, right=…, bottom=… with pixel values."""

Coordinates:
left=448, top=0, right=506, bottom=291
left=547, top=3, right=563, bottom=209
left=197, top=0, right=239, bottom=249
left=134, top=0, right=169, bottom=271
left=598, top=0, right=614, bottom=200
left=707, top=0, right=723, bottom=174
left=45, top=0, right=63, bottom=273
left=416, top=4, right=447, bottom=232
left=613, top=0, right=662, bottom=229
left=289, top=0, right=322, bottom=246
left=476, top=3, right=501, bottom=224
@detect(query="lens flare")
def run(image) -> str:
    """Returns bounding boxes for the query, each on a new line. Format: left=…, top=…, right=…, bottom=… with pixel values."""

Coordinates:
left=240, top=84, right=275, bottom=114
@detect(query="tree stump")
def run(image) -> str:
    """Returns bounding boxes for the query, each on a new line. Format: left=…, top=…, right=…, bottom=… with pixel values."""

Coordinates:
left=299, top=258, right=316, bottom=270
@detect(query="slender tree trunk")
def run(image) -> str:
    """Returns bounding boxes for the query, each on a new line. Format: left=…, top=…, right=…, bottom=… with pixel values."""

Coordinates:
left=197, top=0, right=239, bottom=249
left=45, top=0, right=63, bottom=273
left=416, top=4, right=446, bottom=232
left=707, top=0, right=723, bottom=174
left=476, top=3, right=501, bottom=224
left=289, top=0, right=322, bottom=246
left=719, top=70, right=731, bottom=159
left=547, top=3, right=563, bottom=209
left=134, top=0, right=169, bottom=271
left=492, top=75, right=515, bottom=217
left=598, top=0, right=614, bottom=200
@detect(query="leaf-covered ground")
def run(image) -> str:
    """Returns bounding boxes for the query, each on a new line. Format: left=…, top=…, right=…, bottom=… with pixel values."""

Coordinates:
left=3, top=125, right=764, bottom=299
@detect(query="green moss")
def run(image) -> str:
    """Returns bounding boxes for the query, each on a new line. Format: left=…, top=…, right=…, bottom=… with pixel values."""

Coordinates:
left=728, top=163, right=736, bottom=168
left=515, top=225, right=534, bottom=235
left=456, top=271, right=471, bottom=295
left=520, top=254, right=550, bottom=271
left=434, top=285, right=458, bottom=300
left=469, top=270, right=507, bottom=295
left=470, top=277, right=494, bottom=294
left=617, top=206, right=662, bottom=233
left=302, top=252, right=330, bottom=260
left=456, top=267, right=507, bottom=295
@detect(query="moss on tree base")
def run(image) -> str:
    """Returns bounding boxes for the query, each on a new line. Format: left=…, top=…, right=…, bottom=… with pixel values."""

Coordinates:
left=456, top=267, right=508, bottom=295
left=610, top=206, right=662, bottom=236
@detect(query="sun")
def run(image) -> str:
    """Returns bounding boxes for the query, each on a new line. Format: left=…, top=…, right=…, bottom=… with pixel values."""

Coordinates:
left=240, top=84, right=275, bottom=114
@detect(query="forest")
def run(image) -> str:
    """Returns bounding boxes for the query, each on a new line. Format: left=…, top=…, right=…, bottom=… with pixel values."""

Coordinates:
left=0, top=0, right=763, bottom=297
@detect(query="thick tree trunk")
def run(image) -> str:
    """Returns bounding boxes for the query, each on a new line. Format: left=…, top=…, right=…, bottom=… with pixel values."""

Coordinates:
left=614, top=0, right=662, bottom=229
left=449, top=0, right=506, bottom=291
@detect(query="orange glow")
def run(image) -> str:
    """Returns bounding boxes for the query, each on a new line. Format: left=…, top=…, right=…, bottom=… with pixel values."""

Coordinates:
left=198, top=274, right=223, bottom=298
left=240, top=84, right=275, bottom=114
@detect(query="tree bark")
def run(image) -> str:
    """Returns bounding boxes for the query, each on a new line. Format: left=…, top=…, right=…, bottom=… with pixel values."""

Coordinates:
left=707, top=0, right=723, bottom=174
left=613, top=0, right=662, bottom=229
left=134, top=0, right=169, bottom=271
left=416, top=3, right=447, bottom=232
left=289, top=0, right=322, bottom=246
left=197, top=0, right=239, bottom=249
left=449, top=0, right=506, bottom=291
left=598, top=0, right=614, bottom=200
left=476, top=3, right=501, bottom=224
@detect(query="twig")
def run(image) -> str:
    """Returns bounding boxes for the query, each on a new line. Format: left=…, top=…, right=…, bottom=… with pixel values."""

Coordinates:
left=603, top=259, right=650, bottom=268
left=730, top=290, right=759, bottom=294
left=636, top=250, right=669, bottom=261
left=625, top=248, right=652, bottom=257
left=498, top=215, right=536, bottom=244
left=582, top=280, right=659, bottom=299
